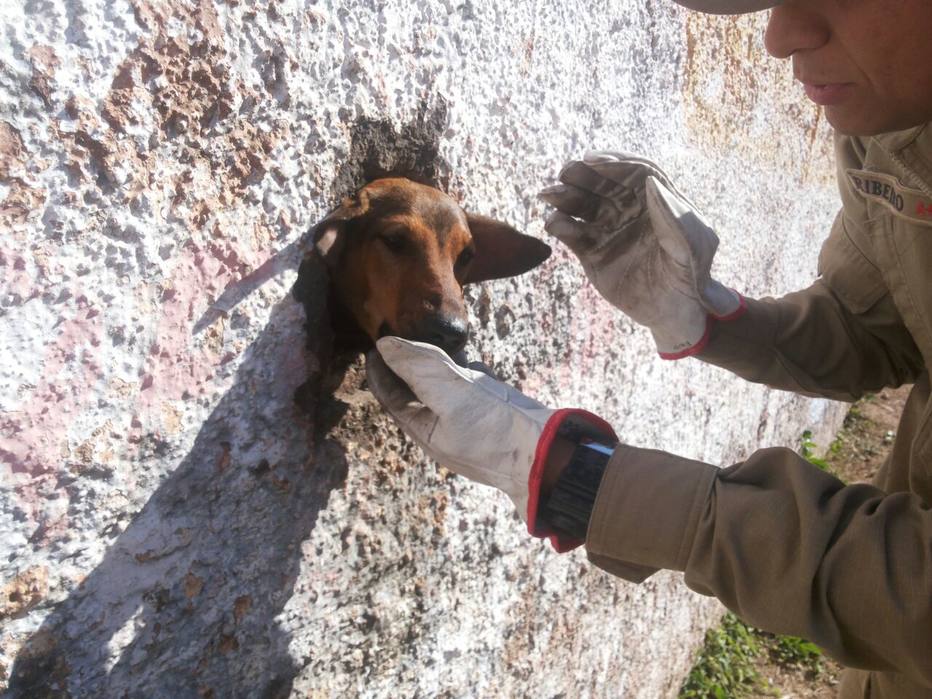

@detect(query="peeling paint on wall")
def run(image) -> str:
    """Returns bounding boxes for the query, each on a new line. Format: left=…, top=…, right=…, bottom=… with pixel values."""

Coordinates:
left=1, top=0, right=843, bottom=696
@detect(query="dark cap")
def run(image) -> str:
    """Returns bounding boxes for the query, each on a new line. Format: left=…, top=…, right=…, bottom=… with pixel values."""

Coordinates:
left=672, top=0, right=779, bottom=14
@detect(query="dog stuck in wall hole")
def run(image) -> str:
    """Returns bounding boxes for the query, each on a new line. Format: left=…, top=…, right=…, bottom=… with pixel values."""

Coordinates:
left=311, top=177, right=552, bottom=361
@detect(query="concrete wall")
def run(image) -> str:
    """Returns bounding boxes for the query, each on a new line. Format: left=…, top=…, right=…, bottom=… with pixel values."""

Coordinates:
left=0, top=1, right=844, bottom=697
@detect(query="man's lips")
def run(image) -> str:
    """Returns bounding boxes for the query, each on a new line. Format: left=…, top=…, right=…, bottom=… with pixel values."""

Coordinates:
left=802, top=82, right=855, bottom=106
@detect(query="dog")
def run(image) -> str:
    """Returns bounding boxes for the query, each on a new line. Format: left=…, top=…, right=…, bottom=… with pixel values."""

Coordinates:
left=311, top=177, right=552, bottom=357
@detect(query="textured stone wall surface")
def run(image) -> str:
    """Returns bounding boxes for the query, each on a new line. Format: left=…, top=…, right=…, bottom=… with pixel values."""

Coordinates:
left=0, top=1, right=844, bottom=697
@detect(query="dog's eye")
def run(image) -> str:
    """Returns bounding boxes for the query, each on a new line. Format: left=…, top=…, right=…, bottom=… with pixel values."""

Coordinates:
left=455, top=246, right=475, bottom=270
left=378, top=232, right=409, bottom=254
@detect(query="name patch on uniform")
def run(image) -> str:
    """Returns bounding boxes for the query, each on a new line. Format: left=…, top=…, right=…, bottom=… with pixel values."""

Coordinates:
left=846, top=169, right=932, bottom=225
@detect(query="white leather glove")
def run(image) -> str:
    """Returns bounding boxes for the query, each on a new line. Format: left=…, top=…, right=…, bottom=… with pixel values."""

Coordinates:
left=540, top=152, right=745, bottom=359
left=366, top=336, right=615, bottom=551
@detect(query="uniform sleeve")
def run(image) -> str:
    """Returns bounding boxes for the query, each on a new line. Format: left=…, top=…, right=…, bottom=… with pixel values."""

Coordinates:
left=698, top=211, right=922, bottom=401
left=586, top=444, right=932, bottom=687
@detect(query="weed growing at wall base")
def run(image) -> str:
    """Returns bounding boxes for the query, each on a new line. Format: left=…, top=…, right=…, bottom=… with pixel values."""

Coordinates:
left=679, top=613, right=764, bottom=698
left=679, top=613, right=829, bottom=698
left=799, top=429, right=840, bottom=474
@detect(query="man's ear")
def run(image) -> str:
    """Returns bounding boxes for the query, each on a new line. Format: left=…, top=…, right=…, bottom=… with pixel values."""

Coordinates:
left=311, top=189, right=371, bottom=268
left=463, top=213, right=552, bottom=283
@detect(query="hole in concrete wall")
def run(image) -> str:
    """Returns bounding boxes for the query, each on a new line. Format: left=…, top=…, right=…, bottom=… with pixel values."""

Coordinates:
left=334, top=97, right=451, bottom=192
left=292, top=98, right=451, bottom=426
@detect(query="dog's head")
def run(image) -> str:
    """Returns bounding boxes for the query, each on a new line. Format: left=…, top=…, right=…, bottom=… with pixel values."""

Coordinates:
left=312, top=177, right=551, bottom=356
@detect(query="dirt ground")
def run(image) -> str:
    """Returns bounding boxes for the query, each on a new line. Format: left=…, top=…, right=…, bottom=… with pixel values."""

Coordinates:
left=747, top=385, right=911, bottom=698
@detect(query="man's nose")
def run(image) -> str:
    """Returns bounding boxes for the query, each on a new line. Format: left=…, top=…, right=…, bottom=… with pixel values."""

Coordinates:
left=763, top=4, right=830, bottom=59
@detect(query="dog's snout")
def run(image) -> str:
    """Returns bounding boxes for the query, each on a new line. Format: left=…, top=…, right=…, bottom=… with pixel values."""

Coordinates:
left=415, top=314, right=469, bottom=354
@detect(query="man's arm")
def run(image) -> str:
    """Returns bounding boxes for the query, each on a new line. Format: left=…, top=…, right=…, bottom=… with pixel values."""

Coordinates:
left=367, top=336, right=932, bottom=687
left=699, top=278, right=922, bottom=401
left=542, top=150, right=924, bottom=401
left=695, top=191, right=925, bottom=399
left=585, top=442, right=932, bottom=687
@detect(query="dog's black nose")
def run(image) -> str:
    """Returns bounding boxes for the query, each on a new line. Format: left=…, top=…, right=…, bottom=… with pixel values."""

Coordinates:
left=415, top=315, right=469, bottom=354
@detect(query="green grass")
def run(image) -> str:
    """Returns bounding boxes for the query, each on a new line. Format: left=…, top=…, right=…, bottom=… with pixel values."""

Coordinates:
left=679, top=614, right=827, bottom=698
left=800, top=429, right=850, bottom=485
left=799, top=429, right=837, bottom=472
left=767, top=633, right=824, bottom=674
left=679, top=614, right=765, bottom=698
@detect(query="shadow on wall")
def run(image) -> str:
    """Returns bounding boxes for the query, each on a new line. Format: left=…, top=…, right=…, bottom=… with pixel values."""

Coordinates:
left=6, top=103, right=453, bottom=698
left=6, top=293, right=345, bottom=698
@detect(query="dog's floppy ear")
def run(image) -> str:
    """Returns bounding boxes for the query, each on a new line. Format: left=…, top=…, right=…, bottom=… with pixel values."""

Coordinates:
left=311, top=190, right=371, bottom=268
left=463, top=213, right=552, bottom=283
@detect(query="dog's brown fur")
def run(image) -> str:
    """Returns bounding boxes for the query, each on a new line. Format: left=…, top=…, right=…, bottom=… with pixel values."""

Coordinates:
left=312, top=177, right=551, bottom=355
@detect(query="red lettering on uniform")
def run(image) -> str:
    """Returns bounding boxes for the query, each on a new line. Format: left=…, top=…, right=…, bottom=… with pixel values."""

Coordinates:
left=917, top=201, right=932, bottom=218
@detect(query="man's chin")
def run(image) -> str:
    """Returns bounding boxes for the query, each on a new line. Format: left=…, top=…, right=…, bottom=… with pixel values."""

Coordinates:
left=824, top=105, right=930, bottom=137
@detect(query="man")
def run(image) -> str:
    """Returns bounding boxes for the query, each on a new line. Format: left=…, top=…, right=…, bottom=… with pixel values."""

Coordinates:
left=366, top=1, right=932, bottom=697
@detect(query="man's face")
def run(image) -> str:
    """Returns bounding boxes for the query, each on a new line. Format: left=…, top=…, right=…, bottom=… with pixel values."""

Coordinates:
left=764, top=0, right=932, bottom=135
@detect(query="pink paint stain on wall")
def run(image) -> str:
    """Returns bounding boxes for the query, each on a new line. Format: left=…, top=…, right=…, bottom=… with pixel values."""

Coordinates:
left=0, top=252, right=37, bottom=304
left=135, top=238, right=261, bottom=418
left=1, top=221, right=310, bottom=539
left=1, top=295, right=103, bottom=474
left=132, top=228, right=310, bottom=432
left=0, top=292, right=105, bottom=543
left=127, top=229, right=314, bottom=481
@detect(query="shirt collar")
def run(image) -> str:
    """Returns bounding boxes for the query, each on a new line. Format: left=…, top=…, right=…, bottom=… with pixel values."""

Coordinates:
left=873, top=123, right=932, bottom=195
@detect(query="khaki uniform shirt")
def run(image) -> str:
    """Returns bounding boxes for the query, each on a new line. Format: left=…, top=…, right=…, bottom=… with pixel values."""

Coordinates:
left=585, top=123, right=932, bottom=699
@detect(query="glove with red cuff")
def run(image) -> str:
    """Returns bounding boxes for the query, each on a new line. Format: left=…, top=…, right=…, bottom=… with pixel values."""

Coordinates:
left=540, top=152, right=745, bottom=359
left=366, top=337, right=617, bottom=552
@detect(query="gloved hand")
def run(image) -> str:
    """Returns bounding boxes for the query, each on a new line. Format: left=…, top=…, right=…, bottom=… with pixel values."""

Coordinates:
left=366, top=336, right=616, bottom=552
left=539, top=152, right=744, bottom=359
